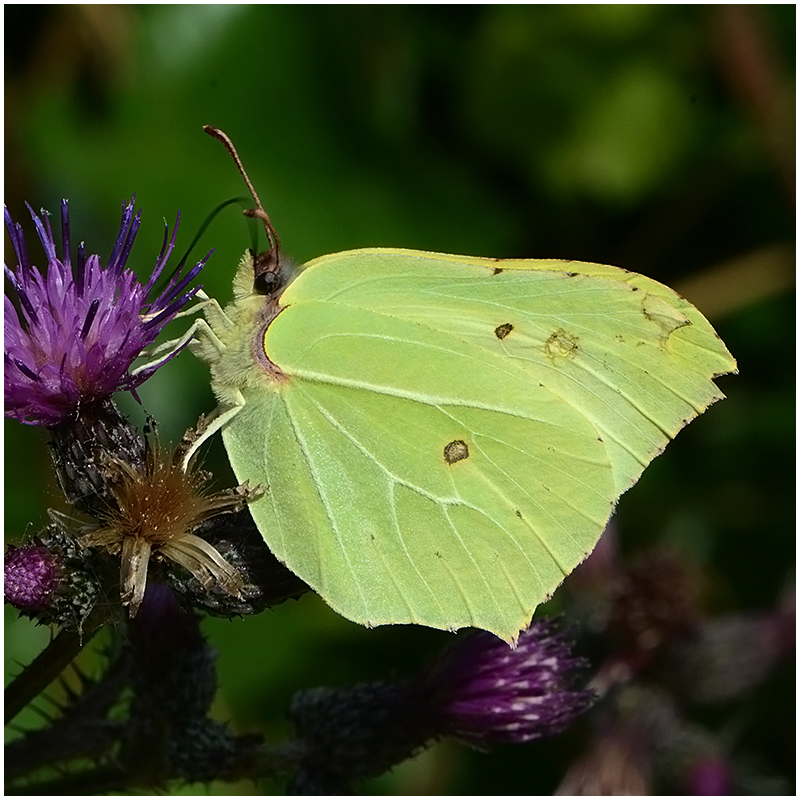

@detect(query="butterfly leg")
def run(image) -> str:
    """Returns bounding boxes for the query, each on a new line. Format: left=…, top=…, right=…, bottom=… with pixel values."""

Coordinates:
left=180, top=391, right=245, bottom=471
left=128, top=316, right=214, bottom=378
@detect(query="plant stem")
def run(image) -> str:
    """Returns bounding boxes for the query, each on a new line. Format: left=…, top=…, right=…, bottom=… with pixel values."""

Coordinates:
left=5, top=626, right=98, bottom=724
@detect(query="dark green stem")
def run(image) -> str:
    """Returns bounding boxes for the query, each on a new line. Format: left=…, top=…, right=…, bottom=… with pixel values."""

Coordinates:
left=4, top=626, right=98, bottom=724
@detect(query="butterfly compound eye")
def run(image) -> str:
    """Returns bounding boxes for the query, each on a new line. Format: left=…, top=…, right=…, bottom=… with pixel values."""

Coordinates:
left=254, top=270, right=282, bottom=296
left=252, top=250, right=284, bottom=296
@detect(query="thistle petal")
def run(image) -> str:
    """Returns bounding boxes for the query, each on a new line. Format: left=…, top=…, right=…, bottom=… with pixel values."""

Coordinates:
left=4, top=199, right=208, bottom=426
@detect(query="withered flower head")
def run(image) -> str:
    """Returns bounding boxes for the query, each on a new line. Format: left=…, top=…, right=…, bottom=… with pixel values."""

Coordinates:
left=80, top=433, right=259, bottom=616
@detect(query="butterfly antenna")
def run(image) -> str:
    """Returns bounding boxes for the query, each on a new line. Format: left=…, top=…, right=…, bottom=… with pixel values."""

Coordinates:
left=203, top=125, right=281, bottom=257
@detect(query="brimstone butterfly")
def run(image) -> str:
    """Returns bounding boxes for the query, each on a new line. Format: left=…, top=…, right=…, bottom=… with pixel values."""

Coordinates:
left=189, top=127, right=736, bottom=641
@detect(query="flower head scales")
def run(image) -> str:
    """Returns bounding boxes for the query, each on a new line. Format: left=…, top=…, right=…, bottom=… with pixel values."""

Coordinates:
left=4, top=198, right=209, bottom=426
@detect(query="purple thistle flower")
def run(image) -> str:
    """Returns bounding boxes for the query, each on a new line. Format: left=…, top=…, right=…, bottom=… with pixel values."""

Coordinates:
left=4, top=542, right=61, bottom=610
left=287, top=618, right=594, bottom=792
left=4, top=197, right=210, bottom=426
left=4, top=526, right=103, bottom=629
left=421, top=618, right=595, bottom=746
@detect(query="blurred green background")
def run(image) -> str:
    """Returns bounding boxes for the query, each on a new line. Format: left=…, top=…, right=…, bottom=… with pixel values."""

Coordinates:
left=5, top=5, right=794, bottom=794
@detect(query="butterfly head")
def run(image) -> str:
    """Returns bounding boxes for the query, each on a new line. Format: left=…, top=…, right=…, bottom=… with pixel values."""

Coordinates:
left=244, top=206, right=287, bottom=297
left=204, top=125, right=290, bottom=299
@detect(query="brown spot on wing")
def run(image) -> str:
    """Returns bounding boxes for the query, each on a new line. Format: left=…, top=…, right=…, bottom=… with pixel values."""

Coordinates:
left=495, top=322, right=514, bottom=340
left=444, top=440, right=469, bottom=465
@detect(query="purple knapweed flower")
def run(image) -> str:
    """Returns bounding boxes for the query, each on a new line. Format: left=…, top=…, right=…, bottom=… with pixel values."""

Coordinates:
left=4, top=542, right=61, bottom=610
left=4, top=197, right=209, bottom=426
left=421, top=618, right=595, bottom=746
left=4, top=525, right=102, bottom=629
left=287, top=618, right=594, bottom=793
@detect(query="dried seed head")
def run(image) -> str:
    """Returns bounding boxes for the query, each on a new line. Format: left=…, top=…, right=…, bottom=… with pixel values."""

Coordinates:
left=80, top=434, right=259, bottom=616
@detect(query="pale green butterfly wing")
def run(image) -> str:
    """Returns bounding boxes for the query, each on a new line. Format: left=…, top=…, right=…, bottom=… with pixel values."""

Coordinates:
left=202, top=248, right=735, bottom=641
left=223, top=306, right=615, bottom=636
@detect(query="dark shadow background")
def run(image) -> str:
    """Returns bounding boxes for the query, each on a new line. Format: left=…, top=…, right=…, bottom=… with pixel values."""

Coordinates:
left=5, top=5, right=794, bottom=794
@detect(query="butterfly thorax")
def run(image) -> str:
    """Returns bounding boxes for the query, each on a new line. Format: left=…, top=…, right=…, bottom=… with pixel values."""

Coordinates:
left=191, top=252, right=290, bottom=406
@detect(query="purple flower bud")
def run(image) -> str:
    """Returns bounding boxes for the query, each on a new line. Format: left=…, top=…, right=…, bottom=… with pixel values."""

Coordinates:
left=5, top=526, right=104, bottom=630
left=422, top=618, right=595, bottom=746
left=4, top=543, right=61, bottom=610
left=287, top=618, right=595, bottom=792
left=4, top=198, right=210, bottom=427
